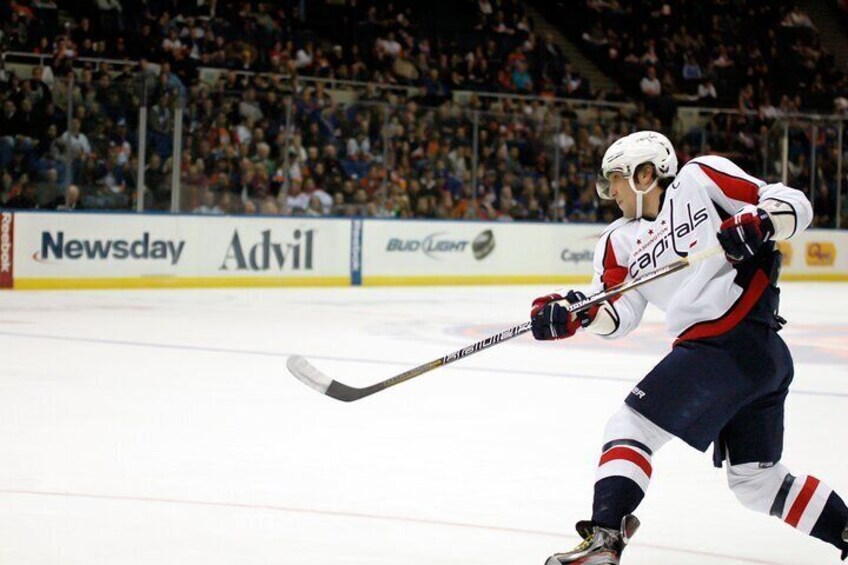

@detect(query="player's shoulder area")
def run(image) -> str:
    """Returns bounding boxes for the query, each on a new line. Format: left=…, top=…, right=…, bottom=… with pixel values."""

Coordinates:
left=598, top=217, right=637, bottom=242
left=677, top=154, right=749, bottom=180
left=663, top=155, right=740, bottom=197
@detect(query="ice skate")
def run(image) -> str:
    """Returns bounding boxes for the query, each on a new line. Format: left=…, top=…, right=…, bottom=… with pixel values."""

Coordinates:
left=544, top=515, right=639, bottom=565
left=841, top=523, right=847, bottom=560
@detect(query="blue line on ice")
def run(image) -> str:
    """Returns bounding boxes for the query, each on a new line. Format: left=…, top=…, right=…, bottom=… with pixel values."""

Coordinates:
left=0, top=330, right=845, bottom=400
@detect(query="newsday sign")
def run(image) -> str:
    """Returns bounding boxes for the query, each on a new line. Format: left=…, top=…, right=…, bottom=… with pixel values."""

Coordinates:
left=1, top=211, right=845, bottom=289
left=5, top=212, right=351, bottom=289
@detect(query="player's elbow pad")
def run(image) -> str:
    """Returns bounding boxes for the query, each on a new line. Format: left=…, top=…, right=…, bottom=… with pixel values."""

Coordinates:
left=758, top=200, right=796, bottom=240
left=586, top=301, right=621, bottom=337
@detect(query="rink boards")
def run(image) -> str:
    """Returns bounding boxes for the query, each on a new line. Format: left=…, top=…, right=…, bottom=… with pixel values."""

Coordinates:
left=1, top=211, right=846, bottom=289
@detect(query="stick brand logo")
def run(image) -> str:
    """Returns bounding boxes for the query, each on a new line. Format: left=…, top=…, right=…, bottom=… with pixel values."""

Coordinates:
left=386, top=230, right=494, bottom=261
left=443, top=325, right=524, bottom=362
left=629, top=199, right=709, bottom=278
left=221, top=229, right=314, bottom=271
left=36, top=231, right=186, bottom=264
left=0, top=213, right=13, bottom=288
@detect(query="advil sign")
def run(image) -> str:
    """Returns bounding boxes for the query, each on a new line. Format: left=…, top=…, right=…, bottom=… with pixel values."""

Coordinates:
left=220, top=229, right=314, bottom=271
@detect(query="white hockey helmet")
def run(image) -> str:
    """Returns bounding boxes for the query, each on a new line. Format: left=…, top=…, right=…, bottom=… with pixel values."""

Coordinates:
left=595, top=130, right=678, bottom=200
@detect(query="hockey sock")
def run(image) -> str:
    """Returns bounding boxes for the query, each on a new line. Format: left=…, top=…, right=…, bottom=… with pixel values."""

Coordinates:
left=770, top=473, right=848, bottom=553
left=591, top=406, right=671, bottom=529
left=592, top=439, right=653, bottom=529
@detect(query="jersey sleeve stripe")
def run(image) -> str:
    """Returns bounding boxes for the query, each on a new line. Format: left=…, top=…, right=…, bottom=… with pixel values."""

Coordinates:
left=697, top=163, right=760, bottom=205
left=601, top=235, right=628, bottom=296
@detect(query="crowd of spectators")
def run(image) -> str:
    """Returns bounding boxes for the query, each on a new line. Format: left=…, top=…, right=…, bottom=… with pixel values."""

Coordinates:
left=1, top=0, right=592, bottom=101
left=541, top=0, right=848, bottom=120
left=1, top=0, right=846, bottom=227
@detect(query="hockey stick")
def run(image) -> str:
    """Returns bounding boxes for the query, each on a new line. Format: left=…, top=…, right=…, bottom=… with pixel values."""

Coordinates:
left=287, top=245, right=723, bottom=402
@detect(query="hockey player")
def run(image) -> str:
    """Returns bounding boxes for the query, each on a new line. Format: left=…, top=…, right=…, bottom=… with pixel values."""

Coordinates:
left=531, top=131, right=848, bottom=564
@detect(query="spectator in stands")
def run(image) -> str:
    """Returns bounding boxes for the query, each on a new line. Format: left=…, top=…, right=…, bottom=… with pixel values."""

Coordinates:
left=639, top=66, right=661, bottom=98
left=193, top=189, right=222, bottom=214
left=698, top=78, right=718, bottom=103
left=56, top=117, right=91, bottom=172
left=4, top=178, right=37, bottom=209
left=682, top=53, right=702, bottom=88
left=283, top=179, right=309, bottom=214
left=35, top=166, right=62, bottom=207
left=57, top=184, right=82, bottom=210
left=512, top=60, right=533, bottom=93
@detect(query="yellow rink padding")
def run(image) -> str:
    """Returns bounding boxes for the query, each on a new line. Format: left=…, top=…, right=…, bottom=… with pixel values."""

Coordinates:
left=13, top=276, right=351, bottom=290
left=10, top=273, right=848, bottom=290
left=362, top=275, right=594, bottom=286
left=781, top=273, right=848, bottom=282
left=363, top=274, right=848, bottom=286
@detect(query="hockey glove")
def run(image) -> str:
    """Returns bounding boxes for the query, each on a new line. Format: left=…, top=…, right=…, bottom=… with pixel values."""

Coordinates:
left=717, top=207, right=775, bottom=264
left=531, top=290, right=598, bottom=341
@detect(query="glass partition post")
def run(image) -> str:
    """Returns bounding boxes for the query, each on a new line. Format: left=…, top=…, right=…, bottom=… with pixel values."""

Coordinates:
left=810, top=124, right=817, bottom=215
left=63, top=74, right=74, bottom=194
left=136, top=79, right=148, bottom=212
left=471, top=109, right=479, bottom=197
left=838, top=119, right=844, bottom=229
left=782, top=121, right=789, bottom=186
left=170, top=94, right=184, bottom=213
left=553, top=115, right=561, bottom=221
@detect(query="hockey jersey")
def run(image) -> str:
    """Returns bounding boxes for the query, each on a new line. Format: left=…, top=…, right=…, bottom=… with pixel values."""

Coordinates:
left=586, top=155, right=812, bottom=339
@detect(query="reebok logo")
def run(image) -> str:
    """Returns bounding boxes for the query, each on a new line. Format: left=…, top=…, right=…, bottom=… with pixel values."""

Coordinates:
left=0, top=213, right=13, bottom=288
left=1, top=214, right=12, bottom=275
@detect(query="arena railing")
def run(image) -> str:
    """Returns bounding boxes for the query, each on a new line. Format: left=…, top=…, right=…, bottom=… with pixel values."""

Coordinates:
left=678, top=105, right=845, bottom=229
left=1, top=52, right=845, bottom=227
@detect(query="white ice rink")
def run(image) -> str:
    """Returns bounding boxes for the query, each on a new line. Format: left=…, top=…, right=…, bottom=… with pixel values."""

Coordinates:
left=0, top=282, right=846, bottom=565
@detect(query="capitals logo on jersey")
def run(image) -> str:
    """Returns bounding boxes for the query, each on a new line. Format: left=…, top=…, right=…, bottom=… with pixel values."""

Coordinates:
left=629, top=196, right=709, bottom=278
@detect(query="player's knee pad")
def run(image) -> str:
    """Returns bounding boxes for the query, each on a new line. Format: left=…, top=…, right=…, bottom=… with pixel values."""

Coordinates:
left=602, top=405, right=673, bottom=454
left=596, top=405, right=671, bottom=497
left=726, top=461, right=790, bottom=514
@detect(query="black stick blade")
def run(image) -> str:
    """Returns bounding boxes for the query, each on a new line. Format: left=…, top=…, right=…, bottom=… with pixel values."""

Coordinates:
left=286, top=355, right=378, bottom=402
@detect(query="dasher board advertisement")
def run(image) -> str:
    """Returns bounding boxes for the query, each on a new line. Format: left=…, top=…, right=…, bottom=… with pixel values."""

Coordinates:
left=9, top=212, right=351, bottom=289
left=360, top=219, right=602, bottom=285
left=777, top=229, right=848, bottom=280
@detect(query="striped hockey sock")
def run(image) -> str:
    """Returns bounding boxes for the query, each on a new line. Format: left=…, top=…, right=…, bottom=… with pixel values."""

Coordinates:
left=592, top=439, right=653, bottom=529
left=770, top=473, right=848, bottom=553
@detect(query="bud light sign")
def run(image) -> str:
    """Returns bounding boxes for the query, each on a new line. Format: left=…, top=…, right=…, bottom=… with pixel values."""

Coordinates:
left=386, top=230, right=494, bottom=261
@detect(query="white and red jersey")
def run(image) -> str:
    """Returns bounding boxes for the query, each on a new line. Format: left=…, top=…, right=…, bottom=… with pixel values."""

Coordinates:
left=587, top=155, right=812, bottom=339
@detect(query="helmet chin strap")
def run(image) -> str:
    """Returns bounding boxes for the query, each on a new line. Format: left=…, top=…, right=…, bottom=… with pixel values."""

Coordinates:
left=628, top=176, right=659, bottom=219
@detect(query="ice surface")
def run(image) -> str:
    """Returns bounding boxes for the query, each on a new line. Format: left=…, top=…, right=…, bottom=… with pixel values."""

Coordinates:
left=0, top=283, right=845, bottom=564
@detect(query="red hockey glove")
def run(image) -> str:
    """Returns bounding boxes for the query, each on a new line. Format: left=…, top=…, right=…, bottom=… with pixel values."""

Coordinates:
left=717, top=207, right=775, bottom=264
left=530, top=290, right=598, bottom=341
